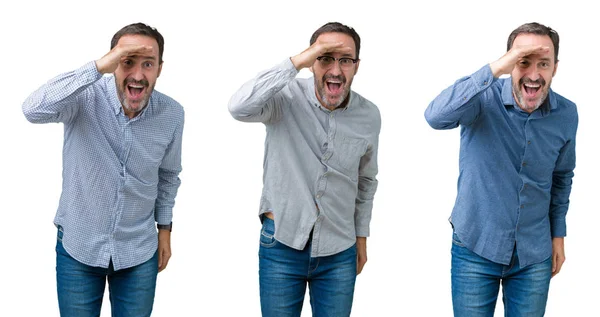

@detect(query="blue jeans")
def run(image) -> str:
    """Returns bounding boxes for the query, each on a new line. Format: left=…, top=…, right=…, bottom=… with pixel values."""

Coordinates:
left=56, top=227, right=158, bottom=317
left=451, top=232, right=552, bottom=317
left=259, top=217, right=357, bottom=317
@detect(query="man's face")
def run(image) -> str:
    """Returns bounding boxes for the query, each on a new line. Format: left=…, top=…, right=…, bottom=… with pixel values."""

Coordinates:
left=511, top=33, right=558, bottom=113
left=310, top=32, right=359, bottom=110
left=114, top=34, right=162, bottom=118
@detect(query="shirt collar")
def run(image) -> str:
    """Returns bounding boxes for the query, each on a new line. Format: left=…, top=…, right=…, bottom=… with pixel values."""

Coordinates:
left=502, top=77, right=557, bottom=116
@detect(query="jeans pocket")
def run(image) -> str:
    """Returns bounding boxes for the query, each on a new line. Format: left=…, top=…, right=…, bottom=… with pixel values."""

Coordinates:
left=260, top=218, right=277, bottom=248
left=452, top=232, right=465, bottom=247
left=57, top=225, right=64, bottom=242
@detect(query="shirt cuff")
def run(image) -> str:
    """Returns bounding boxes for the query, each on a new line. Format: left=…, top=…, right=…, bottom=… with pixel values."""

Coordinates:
left=155, top=208, right=173, bottom=226
left=550, top=217, right=567, bottom=237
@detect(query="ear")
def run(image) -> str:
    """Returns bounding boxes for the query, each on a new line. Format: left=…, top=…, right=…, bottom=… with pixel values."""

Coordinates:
left=354, top=59, right=360, bottom=75
left=309, top=65, right=314, bottom=74
left=157, top=62, right=163, bottom=78
left=552, top=60, right=558, bottom=77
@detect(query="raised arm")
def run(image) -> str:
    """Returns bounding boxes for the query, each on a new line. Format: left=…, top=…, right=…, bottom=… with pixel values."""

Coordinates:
left=23, top=43, right=154, bottom=124
left=228, top=39, right=353, bottom=123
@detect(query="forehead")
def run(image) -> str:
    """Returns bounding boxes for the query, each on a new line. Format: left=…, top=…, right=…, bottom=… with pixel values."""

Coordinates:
left=117, top=34, right=159, bottom=60
left=513, top=33, right=555, bottom=60
left=317, top=32, right=356, bottom=54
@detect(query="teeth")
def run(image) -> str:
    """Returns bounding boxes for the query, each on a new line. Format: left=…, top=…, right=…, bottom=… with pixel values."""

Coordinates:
left=524, top=83, right=540, bottom=88
left=128, top=84, right=144, bottom=88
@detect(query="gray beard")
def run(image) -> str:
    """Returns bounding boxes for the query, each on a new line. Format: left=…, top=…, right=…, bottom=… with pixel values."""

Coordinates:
left=117, top=82, right=154, bottom=115
left=513, top=88, right=547, bottom=112
left=315, top=78, right=349, bottom=109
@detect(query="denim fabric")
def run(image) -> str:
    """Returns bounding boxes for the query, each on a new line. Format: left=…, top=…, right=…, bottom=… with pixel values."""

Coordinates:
left=451, top=232, right=551, bottom=316
left=259, top=218, right=357, bottom=317
left=425, top=64, right=577, bottom=267
left=56, top=227, right=158, bottom=317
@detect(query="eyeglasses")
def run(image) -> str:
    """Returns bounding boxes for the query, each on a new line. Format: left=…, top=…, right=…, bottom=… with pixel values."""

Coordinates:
left=316, top=56, right=358, bottom=69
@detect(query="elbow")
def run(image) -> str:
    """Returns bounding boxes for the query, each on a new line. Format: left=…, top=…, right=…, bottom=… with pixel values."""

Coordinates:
left=424, top=109, right=446, bottom=130
left=227, top=97, right=250, bottom=121
left=228, top=103, right=245, bottom=121
left=22, top=105, right=43, bottom=123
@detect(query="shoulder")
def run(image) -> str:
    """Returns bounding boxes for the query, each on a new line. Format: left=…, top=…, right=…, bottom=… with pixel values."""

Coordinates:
left=550, top=90, right=578, bottom=121
left=351, top=91, right=380, bottom=118
left=350, top=90, right=381, bottom=131
left=552, top=90, right=577, bottom=111
left=151, top=89, right=185, bottom=119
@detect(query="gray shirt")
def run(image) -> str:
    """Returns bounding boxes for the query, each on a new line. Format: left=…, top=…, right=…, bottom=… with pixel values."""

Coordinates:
left=229, top=58, right=380, bottom=257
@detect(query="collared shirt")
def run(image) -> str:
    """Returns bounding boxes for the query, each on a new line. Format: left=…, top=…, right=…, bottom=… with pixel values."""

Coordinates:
left=425, top=65, right=577, bottom=267
left=23, top=61, right=184, bottom=270
left=229, top=58, right=380, bottom=257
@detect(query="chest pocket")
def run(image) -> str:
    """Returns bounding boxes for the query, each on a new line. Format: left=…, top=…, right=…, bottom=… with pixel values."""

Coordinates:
left=332, top=137, right=367, bottom=181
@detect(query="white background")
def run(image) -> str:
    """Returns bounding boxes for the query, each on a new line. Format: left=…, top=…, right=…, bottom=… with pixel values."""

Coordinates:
left=1, top=0, right=598, bottom=316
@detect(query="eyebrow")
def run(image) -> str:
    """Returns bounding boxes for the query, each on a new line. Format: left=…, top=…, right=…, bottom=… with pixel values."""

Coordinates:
left=125, top=54, right=158, bottom=61
left=521, top=56, right=552, bottom=62
left=322, top=52, right=356, bottom=59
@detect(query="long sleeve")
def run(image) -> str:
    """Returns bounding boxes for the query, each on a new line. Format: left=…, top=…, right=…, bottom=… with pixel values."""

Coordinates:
left=354, top=123, right=380, bottom=237
left=425, top=65, right=497, bottom=129
left=549, top=125, right=577, bottom=237
left=22, top=61, right=102, bottom=124
left=154, top=114, right=184, bottom=225
left=228, top=58, right=298, bottom=124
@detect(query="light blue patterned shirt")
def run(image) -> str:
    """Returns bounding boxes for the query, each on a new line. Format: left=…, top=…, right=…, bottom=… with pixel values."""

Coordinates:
left=229, top=58, right=380, bottom=257
left=23, top=61, right=184, bottom=270
left=425, top=65, right=577, bottom=267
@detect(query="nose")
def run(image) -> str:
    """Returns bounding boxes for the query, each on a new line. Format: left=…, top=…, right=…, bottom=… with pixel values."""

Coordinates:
left=130, top=63, right=144, bottom=80
left=525, top=65, right=541, bottom=81
left=328, top=60, right=343, bottom=75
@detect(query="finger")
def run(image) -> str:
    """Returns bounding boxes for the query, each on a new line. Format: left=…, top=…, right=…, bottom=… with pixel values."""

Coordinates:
left=356, top=257, right=366, bottom=275
left=555, top=258, right=564, bottom=275
left=116, top=44, right=154, bottom=58
left=158, top=250, right=164, bottom=271
left=551, top=255, right=562, bottom=277
left=323, top=43, right=354, bottom=55
left=159, top=254, right=170, bottom=272
left=517, top=45, right=550, bottom=58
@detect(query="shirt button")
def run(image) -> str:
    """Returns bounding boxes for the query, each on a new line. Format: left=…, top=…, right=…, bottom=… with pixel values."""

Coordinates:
left=316, top=193, right=322, bottom=198
left=520, top=204, right=524, bottom=209
left=527, top=140, right=531, bottom=144
left=522, top=162, right=527, bottom=167
left=483, top=81, right=488, bottom=85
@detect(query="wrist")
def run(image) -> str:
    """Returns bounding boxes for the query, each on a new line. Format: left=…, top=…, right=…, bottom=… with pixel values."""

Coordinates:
left=157, top=222, right=172, bottom=232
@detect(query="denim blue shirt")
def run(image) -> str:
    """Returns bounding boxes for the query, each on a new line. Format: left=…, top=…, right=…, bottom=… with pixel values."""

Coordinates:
left=425, top=65, right=577, bottom=267
left=23, top=62, right=184, bottom=270
left=229, top=58, right=380, bottom=257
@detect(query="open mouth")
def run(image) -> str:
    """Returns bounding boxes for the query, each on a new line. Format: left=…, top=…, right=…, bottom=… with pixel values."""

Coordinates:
left=520, top=77, right=545, bottom=100
left=325, top=77, right=345, bottom=95
left=127, top=83, right=145, bottom=100
left=522, top=82, right=541, bottom=98
left=124, top=78, right=149, bottom=101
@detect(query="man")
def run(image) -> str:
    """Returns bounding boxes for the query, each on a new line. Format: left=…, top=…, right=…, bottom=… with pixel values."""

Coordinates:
left=23, top=23, right=184, bottom=316
left=229, top=22, right=380, bottom=316
left=425, top=22, right=577, bottom=316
